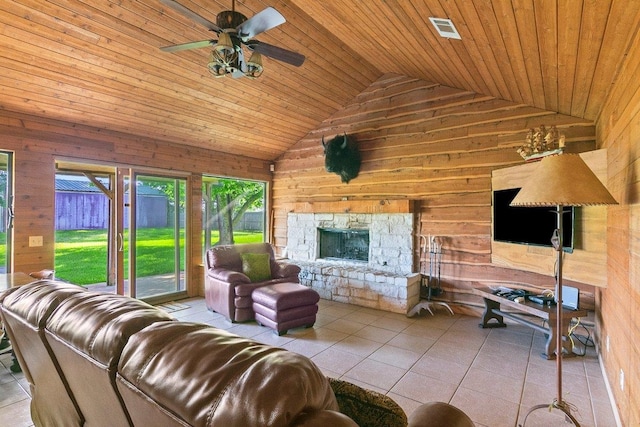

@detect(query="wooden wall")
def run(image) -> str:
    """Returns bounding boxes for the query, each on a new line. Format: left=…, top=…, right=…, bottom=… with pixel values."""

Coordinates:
left=596, top=23, right=640, bottom=426
left=491, top=150, right=609, bottom=288
left=0, top=110, right=271, bottom=295
left=272, top=73, right=598, bottom=313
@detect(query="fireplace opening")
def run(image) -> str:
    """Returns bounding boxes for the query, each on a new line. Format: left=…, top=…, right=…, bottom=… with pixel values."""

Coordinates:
left=318, top=228, right=369, bottom=262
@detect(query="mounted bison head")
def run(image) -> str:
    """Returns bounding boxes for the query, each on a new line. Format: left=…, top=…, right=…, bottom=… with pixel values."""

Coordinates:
left=322, top=133, right=361, bottom=183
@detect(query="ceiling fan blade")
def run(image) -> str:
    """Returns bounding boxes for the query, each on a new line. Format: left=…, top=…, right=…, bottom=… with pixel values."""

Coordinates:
left=237, top=7, right=285, bottom=39
left=159, top=0, right=221, bottom=32
left=248, top=41, right=305, bottom=67
left=160, top=40, right=215, bottom=52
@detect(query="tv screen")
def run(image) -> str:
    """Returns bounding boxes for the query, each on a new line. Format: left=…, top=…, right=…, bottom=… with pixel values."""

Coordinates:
left=493, top=187, right=574, bottom=251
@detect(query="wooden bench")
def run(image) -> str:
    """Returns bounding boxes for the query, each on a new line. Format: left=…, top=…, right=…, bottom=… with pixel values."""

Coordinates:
left=473, top=287, right=588, bottom=359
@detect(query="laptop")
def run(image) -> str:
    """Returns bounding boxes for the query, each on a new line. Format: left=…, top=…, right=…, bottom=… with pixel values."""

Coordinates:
left=561, top=285, right=579, bottom=310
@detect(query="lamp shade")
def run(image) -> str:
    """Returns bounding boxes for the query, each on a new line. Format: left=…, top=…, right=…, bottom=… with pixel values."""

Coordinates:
left=214, top=32, right=234, bottom=55
left=245, top=52, right=264, bottom=78
left=510, top=154, right=617, bottom=207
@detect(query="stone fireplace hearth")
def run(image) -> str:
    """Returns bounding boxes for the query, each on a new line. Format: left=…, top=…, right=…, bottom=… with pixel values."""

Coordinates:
left=286, top=213, right=420, bottom=314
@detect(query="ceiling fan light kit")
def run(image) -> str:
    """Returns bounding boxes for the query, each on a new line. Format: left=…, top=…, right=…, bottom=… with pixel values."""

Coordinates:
left=207, top=32, right=263, bottom=79
left=160, top=0, right=304, bottom=79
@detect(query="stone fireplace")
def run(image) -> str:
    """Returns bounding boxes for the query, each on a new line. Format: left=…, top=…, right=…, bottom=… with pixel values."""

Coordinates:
left=286, top=212, right=420, bottom=313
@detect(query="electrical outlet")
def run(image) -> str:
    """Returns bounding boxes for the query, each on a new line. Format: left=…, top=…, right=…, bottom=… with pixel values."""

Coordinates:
left=620, top=369, right=624, bottom=391
left=606, top=335, right=610, bottom=353
left=28, top=236, right=43, bottom=247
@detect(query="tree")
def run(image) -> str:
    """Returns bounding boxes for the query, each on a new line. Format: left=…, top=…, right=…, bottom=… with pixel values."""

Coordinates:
left=204, top=178, right=264, bottom=247
left=0, top=170, right=6, bottom=208
left=0, top=170, right=8, bottom=233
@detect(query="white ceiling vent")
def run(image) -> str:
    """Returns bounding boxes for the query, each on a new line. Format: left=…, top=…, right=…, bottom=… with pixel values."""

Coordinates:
left=429, top=17, right=461, bottom=40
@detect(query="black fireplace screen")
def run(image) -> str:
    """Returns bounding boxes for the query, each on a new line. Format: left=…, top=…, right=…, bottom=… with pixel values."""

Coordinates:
left=318, top=228, right=369, bottom=262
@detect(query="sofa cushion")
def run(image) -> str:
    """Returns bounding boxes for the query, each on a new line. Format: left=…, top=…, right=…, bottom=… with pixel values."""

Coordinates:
left=241, top=252, right=272, bottom=282
left=328, top=377, right=407, bottom=427
left=206, top=245, right=243, bottom=271
left=117, top=322, right=339, bottom=426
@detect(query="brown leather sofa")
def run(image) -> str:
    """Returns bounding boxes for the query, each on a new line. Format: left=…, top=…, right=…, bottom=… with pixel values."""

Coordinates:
left=1, top=280, right=474, bottom=427
left=204, top=243, right=301, bottom=322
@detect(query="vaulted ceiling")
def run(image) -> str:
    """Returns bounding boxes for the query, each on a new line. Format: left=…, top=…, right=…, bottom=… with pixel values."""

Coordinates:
left=1, top=1, right=639, bottom=161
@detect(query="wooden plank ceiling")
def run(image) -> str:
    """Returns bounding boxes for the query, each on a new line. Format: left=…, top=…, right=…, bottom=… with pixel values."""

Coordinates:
left=1, top=0, right=638, bottom=161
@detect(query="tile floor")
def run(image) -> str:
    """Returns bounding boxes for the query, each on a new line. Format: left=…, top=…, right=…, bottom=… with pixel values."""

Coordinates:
left=0, top=297, right=619, bottom=427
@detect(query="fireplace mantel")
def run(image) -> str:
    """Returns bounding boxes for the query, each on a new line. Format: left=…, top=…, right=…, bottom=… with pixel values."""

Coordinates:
left=290, top=200, right=415, bottom=214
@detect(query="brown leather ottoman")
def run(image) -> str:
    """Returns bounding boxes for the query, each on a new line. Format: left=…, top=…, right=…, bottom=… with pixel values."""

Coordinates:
left=252, top=282, right=320, bottom=335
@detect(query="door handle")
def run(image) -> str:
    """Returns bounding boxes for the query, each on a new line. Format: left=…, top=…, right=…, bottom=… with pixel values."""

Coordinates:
left=6, top=205, right=14, bottom=229
left=118, top=233, right=124, bottom=252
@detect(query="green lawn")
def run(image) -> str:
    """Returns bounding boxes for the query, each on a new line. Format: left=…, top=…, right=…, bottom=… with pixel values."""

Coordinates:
left=54, top=228, right=262, bottom=285
left=0, top=232, right=5, bottom=266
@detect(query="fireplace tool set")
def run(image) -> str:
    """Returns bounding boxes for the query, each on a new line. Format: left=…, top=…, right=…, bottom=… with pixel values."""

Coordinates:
left=407, top=235, right=454, bottom=317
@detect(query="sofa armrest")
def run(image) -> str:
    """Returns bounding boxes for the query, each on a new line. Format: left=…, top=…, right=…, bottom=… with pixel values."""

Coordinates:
left=273, top=262, right=301, bottom=279
left=208, top=268, right=251, bottom=284
left=408, top=402, right=474, bottom=427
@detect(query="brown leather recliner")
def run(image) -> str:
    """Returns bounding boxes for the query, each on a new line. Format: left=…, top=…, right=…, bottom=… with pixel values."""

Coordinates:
left=43, top=292, right=175, bottom=427
left=0, top=280, right=88, bottom=427
left=204, top=243, right=301, bottom=322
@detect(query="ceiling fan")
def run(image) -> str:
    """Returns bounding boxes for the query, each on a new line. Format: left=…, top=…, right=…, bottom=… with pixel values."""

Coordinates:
left=159, top=0, right=305, bottom=78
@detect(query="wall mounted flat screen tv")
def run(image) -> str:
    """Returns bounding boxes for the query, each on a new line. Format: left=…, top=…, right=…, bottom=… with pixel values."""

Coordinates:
left=493, top=187, right=575, bottom=251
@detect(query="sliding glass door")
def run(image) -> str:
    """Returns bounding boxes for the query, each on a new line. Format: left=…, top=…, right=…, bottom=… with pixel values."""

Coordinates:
left=117, top=169, right=188, bottom=301
left=54, top=167, right=112, bottom=288
left=0, top=152, right=13, bottom=273
left=54, top=162, right=188, bottom=301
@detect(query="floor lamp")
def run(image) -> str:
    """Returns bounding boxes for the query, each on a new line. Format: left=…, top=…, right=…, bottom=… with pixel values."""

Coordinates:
left=510, top=153, right=617, bottom=426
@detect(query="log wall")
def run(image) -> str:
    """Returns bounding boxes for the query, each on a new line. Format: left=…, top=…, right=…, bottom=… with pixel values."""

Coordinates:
left=491, top=150, right=608, bottom=288
left=0, top=110, right=271, bottom=295
left=596, top=22, right=640, bottom=426
left=272, top=74, right=598, bottom=313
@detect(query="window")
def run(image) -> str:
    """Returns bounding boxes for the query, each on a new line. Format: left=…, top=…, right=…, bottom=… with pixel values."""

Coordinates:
left=202, top=177, right=266, bottom=250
